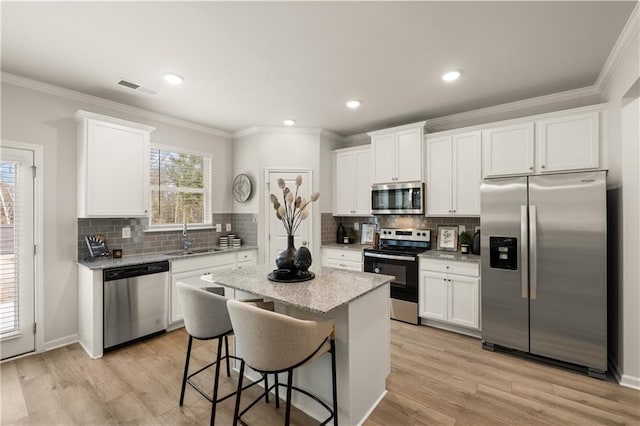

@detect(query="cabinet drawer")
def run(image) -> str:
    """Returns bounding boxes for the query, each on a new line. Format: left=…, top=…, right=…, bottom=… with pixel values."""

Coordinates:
left=420, top=259, right=479, bottom=277
left=322, top=248, right=362, bottom=263
left=236, top=250, right=255, bottom=263
left=171, top=252, right=236, bottom=273
left=326, top=259, right=362, bottom=272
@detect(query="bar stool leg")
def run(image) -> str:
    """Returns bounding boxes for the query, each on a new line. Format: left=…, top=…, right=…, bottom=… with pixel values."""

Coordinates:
left=224, top=335, right=231, bottom=377
left=275, top=373, right=280, bottom=409
left=179, top=336, right=193, bottom=406
left=264, top=374, right=270, bottom=403
left=285, top=369, right=293, bottom=426
left=331, top=340, right=338, bottom=426
left=232, top=361, right=245, bottom=426
left=210, top=337, right=224, bottom=426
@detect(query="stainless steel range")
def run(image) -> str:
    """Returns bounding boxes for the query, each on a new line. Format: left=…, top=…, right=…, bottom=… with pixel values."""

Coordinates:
left=363, top=229, right=430, bottom=325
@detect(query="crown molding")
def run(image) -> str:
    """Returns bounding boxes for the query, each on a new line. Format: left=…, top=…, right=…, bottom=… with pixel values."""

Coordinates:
left=367, top=120, right=427, bottom=137
left=595, top=2, right=640, bottom=94
left=342, top=132, right=370, bottom=145
left=1, top=72, right=233, bottom=139
left=232, top=125, right=343, bottom=141
left=424, top=85, right=600, bottom=131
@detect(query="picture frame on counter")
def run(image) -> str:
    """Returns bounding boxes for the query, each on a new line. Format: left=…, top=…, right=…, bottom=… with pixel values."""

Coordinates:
left=437, top=225, right=458, bottom=251
left=360, top=223, right=376, bottom=244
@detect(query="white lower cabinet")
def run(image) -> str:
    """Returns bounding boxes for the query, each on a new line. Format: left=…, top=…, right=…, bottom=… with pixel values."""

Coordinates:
left=321, top=247, right=363, bottom=271
left=170, top=249, right=257, bottom=324
left=419, top=258, right=480, bottom=330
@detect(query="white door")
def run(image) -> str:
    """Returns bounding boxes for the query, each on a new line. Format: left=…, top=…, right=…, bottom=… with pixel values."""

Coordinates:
left=482, top=122, right=535, bottom=177
left=371, top=134, right=395, bottom=183
left=453, top=131, right=482, bottom=216
left=426, top=135, right=453, bottom=215
left=420, top=271, right=448, bottom=321
left=335, top=151, right=355, bottom=215
left=0, top=146, right=35, bottom=359
left=395, top=127, right=423, bottom=182
left=353, top=149, right=371, bottom=215
left=448, top=275, right=479, bottom=329
left=266, top=170, right=312, bottom=266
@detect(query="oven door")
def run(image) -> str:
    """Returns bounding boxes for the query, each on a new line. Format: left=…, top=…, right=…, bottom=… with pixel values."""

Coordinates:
left=371, top=182, right=423, bottom=215
left=363, top=252, right=418, bottom=303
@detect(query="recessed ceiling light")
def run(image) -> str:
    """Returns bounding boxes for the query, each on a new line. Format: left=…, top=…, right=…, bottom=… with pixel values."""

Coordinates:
left=283, top=119, right=296, bottom=126
left=346, top=100, right=361, bottom=109
left=441, top=70, right=462, bottom=82
left=163, top=73, right=184, bottom=85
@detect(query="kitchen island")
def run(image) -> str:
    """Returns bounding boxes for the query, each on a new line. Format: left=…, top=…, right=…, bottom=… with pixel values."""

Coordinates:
left=201, top=265, right=394, bottom=426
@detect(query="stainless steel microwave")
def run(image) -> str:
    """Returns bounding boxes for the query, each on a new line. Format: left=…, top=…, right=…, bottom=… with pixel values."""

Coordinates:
left=371, top=182, right=424, bottom=214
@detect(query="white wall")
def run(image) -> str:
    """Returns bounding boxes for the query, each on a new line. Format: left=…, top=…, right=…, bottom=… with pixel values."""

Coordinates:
left=232, top=129, right=337, bottom=264
left=1, top=82, right=233, bottom=347
left=601, top=25, right=640, bottom=388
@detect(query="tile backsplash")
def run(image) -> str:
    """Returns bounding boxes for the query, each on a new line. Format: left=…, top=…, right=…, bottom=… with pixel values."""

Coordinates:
left=77, top=213, right=258, bottom=260
left=321, top=213, right=480, bottom=247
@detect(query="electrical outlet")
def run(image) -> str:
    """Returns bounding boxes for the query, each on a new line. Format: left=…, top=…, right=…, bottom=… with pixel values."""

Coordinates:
left=353, top=222, right=359, bottom=230
left=215, top=224, right=222, bottom=232
left=459, top=225, right=466, bottom=234
left=226, top=223, right=232, bottom=232
left=122, top=227, right=131, bottom=239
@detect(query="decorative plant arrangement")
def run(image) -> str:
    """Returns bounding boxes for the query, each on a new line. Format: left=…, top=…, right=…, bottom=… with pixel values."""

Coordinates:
left=459, top=230, right=474, bottom=254
left=268, top=175, right=319, bottom=281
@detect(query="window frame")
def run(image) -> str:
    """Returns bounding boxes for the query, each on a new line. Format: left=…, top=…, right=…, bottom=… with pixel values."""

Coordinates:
left=148, top=143, right=213, bottom=231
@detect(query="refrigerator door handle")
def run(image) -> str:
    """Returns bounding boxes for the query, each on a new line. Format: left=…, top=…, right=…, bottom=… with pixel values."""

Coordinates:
left=529, top=205, right=538, bottom=300
left=520, top=205, right=529, bottom=299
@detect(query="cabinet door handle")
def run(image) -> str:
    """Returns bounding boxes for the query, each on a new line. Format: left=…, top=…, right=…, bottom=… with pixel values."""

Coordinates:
left=529, top=166, right=534, bottom=171
left=541, top=164, right=546, bottom=169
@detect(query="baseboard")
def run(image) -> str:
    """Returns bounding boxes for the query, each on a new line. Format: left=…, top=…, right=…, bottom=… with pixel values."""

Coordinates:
left=43, top=334, right=78, bottom=352
left=608, top=356, right=640, bottom=390
left=357, top=390, right=387, bottom=426
left=420, top=318, right=482, bottom=339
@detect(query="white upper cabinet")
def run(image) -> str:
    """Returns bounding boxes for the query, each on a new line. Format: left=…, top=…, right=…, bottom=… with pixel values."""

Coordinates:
left=536, top=111, right=599, bottom=172
left=334, top=146, right=371, bottom=216
left=369, top=121, right=426, bottom=184
left=75, top=110, right=154, bottom=218
left=482, top=123, right=535, bottom=177
left=426, top=131, right=481, bottom=216
left=482, top=106, right=603, bottom=178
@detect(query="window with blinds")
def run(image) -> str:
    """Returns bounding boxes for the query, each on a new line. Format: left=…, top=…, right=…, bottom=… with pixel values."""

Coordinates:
left=0, top=161, right=18, bottom=335
left=149, top=147, right=212, bottom=227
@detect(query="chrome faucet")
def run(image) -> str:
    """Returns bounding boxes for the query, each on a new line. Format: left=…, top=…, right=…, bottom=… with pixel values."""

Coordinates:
left=182, top=223, right=192, bottom=251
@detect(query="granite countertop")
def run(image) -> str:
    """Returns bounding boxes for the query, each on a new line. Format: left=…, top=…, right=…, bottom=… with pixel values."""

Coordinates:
left=419, top=250, right=482, bottom=264
left=321, top=242, right=373, bottom=251
left=202, top=264, right=394, bottom=314
left=77, top=245, right=259, bottom=270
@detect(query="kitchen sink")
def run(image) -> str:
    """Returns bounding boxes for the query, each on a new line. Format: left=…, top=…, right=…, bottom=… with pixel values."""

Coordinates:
left=166, top=248, right=223, bottom=256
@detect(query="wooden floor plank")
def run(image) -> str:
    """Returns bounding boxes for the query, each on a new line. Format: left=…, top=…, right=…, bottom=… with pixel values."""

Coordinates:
left=2, top=323, right=638, bottom=425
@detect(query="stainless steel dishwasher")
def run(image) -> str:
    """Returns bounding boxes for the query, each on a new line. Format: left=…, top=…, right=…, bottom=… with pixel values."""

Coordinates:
left=103, top=261, right=170, bottom=349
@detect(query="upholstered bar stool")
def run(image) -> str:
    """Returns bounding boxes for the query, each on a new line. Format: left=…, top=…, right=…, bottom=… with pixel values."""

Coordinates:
left=227, top=299, right=338, bottom=426
left=177, top=283, right=271, bottom=426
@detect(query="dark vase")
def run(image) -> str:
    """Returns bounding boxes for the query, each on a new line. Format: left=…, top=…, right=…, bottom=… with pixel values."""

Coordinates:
left=275, top=235, right=297, bottom=271
left=294, top=246, right=312, bottom=274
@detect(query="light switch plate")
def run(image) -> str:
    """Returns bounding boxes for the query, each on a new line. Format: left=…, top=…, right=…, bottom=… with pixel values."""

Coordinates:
left=353, top=222, right=359, bottom=230
left=459, top=225, right=466, bottom=234
left=476, top=226, right=481, bottom=232
left=215, top=224, right=222, bottom=232
left=226, top=223, right=232, bottom=232
left=122, top=226, right=131, bottom=239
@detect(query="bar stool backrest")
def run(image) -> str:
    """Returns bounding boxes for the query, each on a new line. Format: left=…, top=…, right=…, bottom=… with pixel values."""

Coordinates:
left=227, top=299, right=334, bottom=372
left=177, top=282, right=233, bottom=340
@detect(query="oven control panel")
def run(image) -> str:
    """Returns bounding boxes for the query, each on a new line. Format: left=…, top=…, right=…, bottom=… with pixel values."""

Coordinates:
left=379, top=228, right=430, bottom=242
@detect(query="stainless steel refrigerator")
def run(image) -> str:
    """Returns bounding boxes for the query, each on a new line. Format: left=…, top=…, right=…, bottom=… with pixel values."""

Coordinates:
left=480, top=171, right=607, bottom=377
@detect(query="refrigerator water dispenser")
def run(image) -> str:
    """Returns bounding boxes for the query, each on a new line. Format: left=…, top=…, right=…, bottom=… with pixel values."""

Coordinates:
left=489, top=237, right=518, bottom=270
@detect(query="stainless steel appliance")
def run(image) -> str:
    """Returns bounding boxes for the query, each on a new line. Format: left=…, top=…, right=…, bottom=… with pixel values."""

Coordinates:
left=481, top=171, right=607, bottom=377
left=103, top=261, right=170, bottom=349
left=364, top=229, right=431, bottom=324
left=371, top=181, right=424, bottom=214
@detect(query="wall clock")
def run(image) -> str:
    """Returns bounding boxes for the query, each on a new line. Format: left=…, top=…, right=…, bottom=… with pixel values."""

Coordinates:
left=233, top=174, right=252, bottom=203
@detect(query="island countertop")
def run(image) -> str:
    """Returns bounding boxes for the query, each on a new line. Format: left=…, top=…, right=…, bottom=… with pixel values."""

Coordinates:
left=201, top=264, right=394, bottom=314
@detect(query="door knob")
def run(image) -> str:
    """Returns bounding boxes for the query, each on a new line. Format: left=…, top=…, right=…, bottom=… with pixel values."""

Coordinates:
left=302, top=241, right=308, bottom=246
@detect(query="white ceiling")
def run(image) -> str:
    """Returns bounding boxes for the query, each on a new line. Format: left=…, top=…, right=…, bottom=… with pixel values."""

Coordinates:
left=1, top=1, right=635, bottom=136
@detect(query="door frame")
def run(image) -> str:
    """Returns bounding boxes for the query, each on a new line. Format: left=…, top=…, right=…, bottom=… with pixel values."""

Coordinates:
left=0, top=140, right=44, bottom=355
left=263, top=168, right=314, bottom=266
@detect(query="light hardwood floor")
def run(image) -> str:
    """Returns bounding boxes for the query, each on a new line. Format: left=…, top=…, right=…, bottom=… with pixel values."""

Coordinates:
left=1, top=321, right=639, bottom=425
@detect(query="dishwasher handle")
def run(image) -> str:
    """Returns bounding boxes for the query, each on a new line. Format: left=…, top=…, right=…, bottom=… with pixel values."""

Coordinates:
left=104, top=261, right=170, bottom=281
